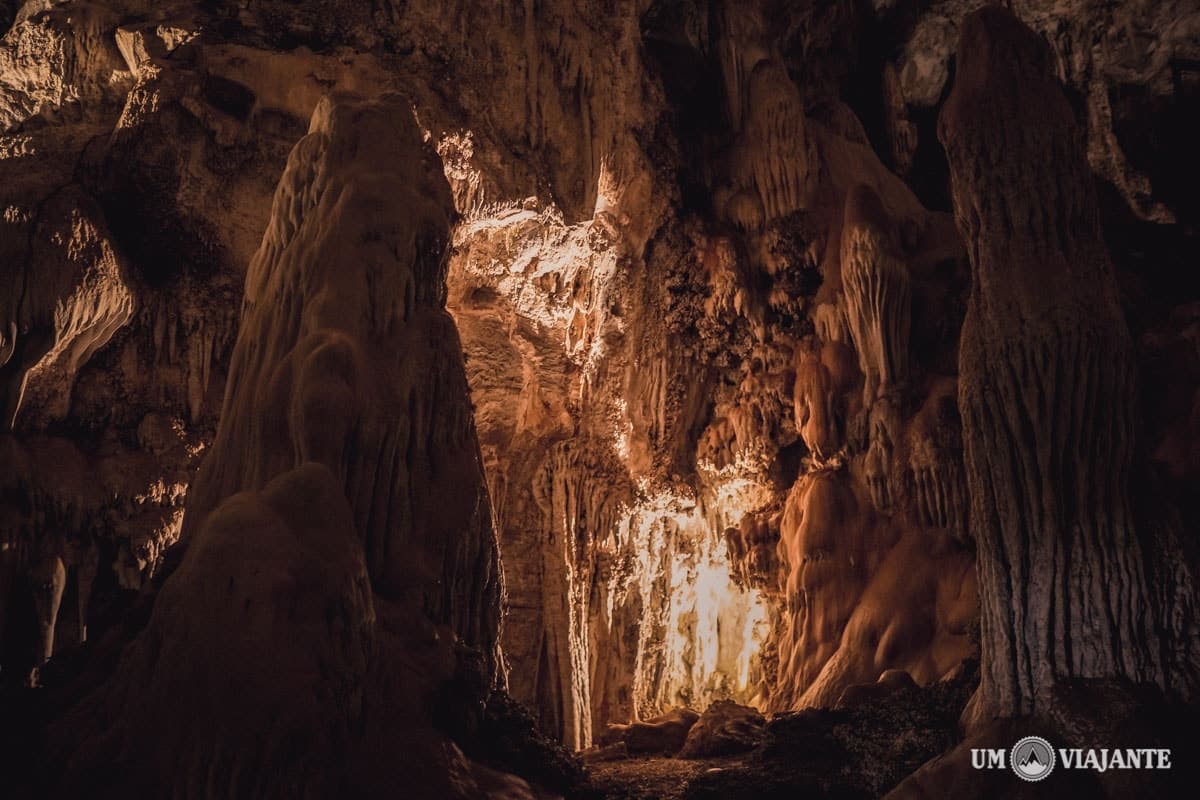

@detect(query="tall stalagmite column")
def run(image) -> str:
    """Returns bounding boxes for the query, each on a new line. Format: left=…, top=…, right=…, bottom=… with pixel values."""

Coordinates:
left=184, top=92, right=501, bottom=668
left=940, top=7, right=1161, bottom=720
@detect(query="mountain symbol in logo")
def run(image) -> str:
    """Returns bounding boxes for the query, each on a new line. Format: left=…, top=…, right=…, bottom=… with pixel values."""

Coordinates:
left=1011, top=736, right=1055, bottom=781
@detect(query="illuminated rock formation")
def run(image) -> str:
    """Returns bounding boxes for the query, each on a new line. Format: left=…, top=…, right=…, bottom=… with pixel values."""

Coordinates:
left=792, top=339, right=857, bottom=460
left=1, top=186, right=134, bottom=428
left=840, top=184, right=911, bottom=405
left=0, top=2, right=128, bottom=132
left=0, top=3, right=1195, bottom=797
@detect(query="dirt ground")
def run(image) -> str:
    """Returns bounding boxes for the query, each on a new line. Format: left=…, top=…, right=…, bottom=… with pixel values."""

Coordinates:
left=586, top=754, right=751, bottom=800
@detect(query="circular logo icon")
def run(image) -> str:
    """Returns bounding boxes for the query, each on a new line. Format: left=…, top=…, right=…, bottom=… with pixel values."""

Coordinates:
left=1010, top=736, right=1056, bottom=782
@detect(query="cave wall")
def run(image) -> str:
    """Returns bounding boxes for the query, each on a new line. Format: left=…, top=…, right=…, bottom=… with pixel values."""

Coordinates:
left=439, top=0, right=1198, bottom=743
left=30, top=89, right=525, bottom=800
left=0, top=0, right=1196, bottom=772
left=441, top=0, right=983, bottom=744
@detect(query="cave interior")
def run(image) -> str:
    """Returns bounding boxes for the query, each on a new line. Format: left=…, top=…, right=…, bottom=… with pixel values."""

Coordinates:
left=1, top=0, right=1199, bottom=798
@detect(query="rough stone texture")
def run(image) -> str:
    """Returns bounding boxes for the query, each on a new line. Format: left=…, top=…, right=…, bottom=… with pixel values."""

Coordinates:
left=445, top=0, right=981, bottom=749
left=940, top=6, right=1197, bottom=724
left=182, top=92, right=500, bottom=661
left=600, top=707, right=701, bottom=755
left=5, top=89, right=542, bottom=799
left=682, top=663, right=979, bottom=799
left=1, top=185, right=134, bottom=427
left=894, top=0, right=1200, bottom=225
left=0, top=1, right=1196, bottom=796
left=677, top=700, right=766, bottom=758
left=52, top=463, right=375, bottom=797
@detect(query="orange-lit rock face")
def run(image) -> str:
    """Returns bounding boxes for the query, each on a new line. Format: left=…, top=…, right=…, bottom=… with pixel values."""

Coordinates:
left=1, top=0, right=978, bottom=746
left=439, top=0, right=982, bottom=746
left=793, top=339, right=858, bottom=460
left=841, top=184, right=911, bottom=406
left=2, top=7, right=1196, bottom=796
left=1, top=186, right=134, bottom=428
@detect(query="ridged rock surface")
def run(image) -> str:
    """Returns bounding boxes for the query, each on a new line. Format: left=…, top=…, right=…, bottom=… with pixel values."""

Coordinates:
left=0, top=5, right=1195, bottom=795
left=940, top=6, right=1185, bottom=722
left=27, top=93, right=518, bottom=800
left=183, top=92, right=500, bottom=658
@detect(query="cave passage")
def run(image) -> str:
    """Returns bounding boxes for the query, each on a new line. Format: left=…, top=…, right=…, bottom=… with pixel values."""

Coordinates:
left=1, top=1, right=1199, bottom=799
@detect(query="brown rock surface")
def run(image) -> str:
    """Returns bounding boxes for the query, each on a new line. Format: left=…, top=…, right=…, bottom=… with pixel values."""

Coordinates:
left=55, top=462, right=374, bottom=796
left=0, top=1, right=1196, bottom=796
left=677, top=700, right=766, bottom=758
left=182, top=92, right=499, bottom=657
left=13, top=91, right=535, bottom=800
left=940, top=5, right=1198, bottom=723
left=602, top=706, right=701, bottom=755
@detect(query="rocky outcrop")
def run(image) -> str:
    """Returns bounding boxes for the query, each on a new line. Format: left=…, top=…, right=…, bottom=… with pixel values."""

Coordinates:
left=600, top=706, right=700, bottom=755
left=677, top=700, right=766, bottom=758
left=1, top=186, right=134, bottom=428
left=684, top=664, right=979, bottom=799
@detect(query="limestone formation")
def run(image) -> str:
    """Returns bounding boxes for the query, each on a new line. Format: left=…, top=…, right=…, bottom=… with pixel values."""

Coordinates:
left=1, top=186, right=134, bottom=428
left=940, top=6, right=1189, bottom=721
left=840, top=184, right=912, bottom=406
left=600, top=706, right=700, bottom=755
left=25, top=91, right=532, bottom=799
left=55, top=464, right=375, bottom=797
left=183, top=93, right=501, bottom=665
left=0, top=2, right=1195, bottom=797
left=677, top=700, right=765, bottom=758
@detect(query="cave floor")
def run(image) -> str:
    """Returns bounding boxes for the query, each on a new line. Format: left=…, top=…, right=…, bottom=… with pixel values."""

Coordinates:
left=586, top=754, right=750, bottom=800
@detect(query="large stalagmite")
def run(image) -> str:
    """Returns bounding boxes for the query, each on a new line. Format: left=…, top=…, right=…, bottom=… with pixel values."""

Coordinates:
left=940, top=7, right=1164, bottom=722
left=1, top=1, right=1197, bottom=796
left=36, top=93, right=514, bottom=799
left=184, top=92, right=501, bottom=664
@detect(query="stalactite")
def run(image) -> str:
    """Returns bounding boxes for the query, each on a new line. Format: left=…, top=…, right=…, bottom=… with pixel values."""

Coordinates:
left=840, top=183, right=911, bottom=406
left=741, top=60, right=816, bottom=222
left=792, top=339, right=857, bottom=460
left=882, top=63, right=917, bottom=176
left=907, top=378, right=967, bottom=534
left=529, top=440, right=630, bottom=749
